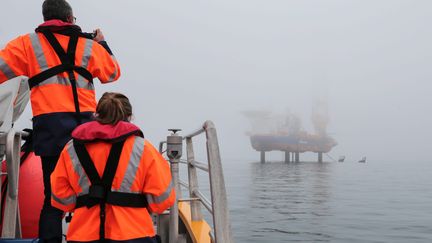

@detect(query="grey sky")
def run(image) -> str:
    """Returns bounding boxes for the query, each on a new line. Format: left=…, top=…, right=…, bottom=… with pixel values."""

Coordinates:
left=2, top=0, right=431, bottom=163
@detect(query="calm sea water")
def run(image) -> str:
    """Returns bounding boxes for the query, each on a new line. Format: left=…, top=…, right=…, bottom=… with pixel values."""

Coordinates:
left=222, top=159, right=432, bottom=242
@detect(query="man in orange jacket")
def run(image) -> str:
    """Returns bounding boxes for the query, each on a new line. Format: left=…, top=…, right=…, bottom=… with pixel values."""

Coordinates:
left=0, top=0, right=121, bottom=242
left=51, top=92, right=175, bottom=243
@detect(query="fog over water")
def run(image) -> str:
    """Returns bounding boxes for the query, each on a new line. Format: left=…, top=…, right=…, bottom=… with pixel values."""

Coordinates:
left=1, top=1, right=432, bottom=241
left=2, top=0, right=431, bottom=163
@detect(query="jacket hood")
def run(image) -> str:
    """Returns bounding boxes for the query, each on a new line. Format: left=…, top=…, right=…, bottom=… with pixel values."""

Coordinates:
left=72, top=121, right=144, bottom=143
left=35, top=19, right=94, bottom=39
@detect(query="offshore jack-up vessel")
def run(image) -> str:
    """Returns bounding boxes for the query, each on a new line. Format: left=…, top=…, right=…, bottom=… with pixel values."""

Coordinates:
left=243, top=110, right=337, bottom=163
left=0, top=77, right=233, bottom=243
left=250, top=133, right=337, bottom=163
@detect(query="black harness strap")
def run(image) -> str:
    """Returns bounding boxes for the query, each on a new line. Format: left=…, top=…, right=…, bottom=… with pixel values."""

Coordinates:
left=28, top=65, right=92, bottom=89
left=63, top=33, right=82, bottom=123
left=73, top=141, right=102, bottom=184
left=76, top=191, right=149, bottom=208
left=42, top=31, right=69, bottom=63
left=73, top=139, right=148, bottom=241
left=101, top=141, right=124, bottom=189
left=75, top=191, right=148, bottom=208
left=44, top=31, right=82, bottom=123
left=106, top=192, right=149, bottom=207
left=28, top=30, right=94, bottom=123
left=66, top=32, right=78, bottom=64
left=74, top=140, right=124, bottom=241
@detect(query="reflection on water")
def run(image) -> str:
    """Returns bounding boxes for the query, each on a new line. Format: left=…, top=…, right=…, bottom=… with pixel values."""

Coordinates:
left=249, top=162, right=333, bottom=242
left=224, top=160, right=432, bottom=243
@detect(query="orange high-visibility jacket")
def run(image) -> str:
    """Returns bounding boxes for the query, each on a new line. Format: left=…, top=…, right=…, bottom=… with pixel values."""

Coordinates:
left=51, top=121, right=175, bottom=241
left=0, top=20, right=121, bottom=156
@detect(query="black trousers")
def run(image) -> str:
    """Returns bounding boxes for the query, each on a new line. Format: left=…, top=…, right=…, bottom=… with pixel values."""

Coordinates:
left=39, top=155, right=64, bottom=243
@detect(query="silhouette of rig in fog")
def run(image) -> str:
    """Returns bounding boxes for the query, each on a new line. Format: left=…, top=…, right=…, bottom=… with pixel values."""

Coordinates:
left=243, top=104, right=337, bottom=163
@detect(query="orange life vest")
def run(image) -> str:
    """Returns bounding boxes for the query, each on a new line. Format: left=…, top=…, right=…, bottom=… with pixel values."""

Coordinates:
left=51, top=121, right=175, bottom=241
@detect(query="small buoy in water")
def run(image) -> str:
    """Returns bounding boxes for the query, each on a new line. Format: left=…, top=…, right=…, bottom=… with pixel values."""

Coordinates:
left=358, top=156, right=366, bottom=163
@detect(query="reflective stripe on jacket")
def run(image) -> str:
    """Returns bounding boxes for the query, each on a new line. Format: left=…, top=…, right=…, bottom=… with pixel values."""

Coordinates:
left=51, top=121, right=175, bottom=241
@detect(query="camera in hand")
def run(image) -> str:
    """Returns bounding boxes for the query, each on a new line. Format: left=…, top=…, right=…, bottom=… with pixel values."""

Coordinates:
left=82, top=31, right=97, bottom=39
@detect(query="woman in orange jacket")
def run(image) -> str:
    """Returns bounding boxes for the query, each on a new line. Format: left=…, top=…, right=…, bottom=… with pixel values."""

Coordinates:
left=50, top=92, right=175, bottom=243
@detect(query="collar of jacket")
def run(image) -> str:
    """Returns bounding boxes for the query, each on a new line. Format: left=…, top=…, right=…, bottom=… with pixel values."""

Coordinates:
left=35, top=19, right=94, bottom=39
left=38, top=19, right=74, bottom=27
left=72, top=121, right=144, bottom=143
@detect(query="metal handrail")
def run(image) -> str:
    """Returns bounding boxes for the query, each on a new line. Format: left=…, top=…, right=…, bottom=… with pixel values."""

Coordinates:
left=193, top=190, right=212, bottom=213
left=0, top=78, right=30, bottom=239
left=190, top=160, right=209, bottom=172
left=184, top=127, right=206, bottom=139
left=0, top=129, right=23, bottom=238
left=159, top=120, right=233, bottom=243
left=179, top=180, right=188, bottom=189
left=179, top=159, right=188, bottom=164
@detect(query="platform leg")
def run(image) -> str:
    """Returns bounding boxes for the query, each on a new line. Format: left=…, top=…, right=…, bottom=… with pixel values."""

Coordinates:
left=318, top=152, right=323, bottom=162
left=285, top=151, right=290, bottom=163
left=260, top=151, right=265, bottom=163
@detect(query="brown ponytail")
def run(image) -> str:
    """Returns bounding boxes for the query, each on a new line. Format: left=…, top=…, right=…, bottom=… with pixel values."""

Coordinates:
left=95, top=92, right=132, bottom=125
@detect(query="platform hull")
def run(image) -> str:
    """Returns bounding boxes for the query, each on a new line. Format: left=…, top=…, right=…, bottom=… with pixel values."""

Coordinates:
left=250, top=135, right=336, bottom=153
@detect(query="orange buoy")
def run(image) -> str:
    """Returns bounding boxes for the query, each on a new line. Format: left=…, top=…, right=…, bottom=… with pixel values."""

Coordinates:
left=1, top=152, right=44, bottom=238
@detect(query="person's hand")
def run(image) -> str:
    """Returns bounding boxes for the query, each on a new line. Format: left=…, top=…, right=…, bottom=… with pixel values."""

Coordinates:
left=93, top=28, right=105, bottom=42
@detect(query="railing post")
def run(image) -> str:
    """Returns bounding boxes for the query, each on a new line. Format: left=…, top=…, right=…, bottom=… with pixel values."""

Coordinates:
left=166, top=129, right=182, bottom=243
left=0, top=131, right=5, bottom=229
left=186, top=137, right=203, bottom=221
left=2, top=129, right=22, bottom=238
left=0, top=78, right=30, bottom=239
left=204, top=121, right=233, bottom=243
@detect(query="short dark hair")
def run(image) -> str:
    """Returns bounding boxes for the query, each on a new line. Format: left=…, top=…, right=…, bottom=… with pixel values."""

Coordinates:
left=42, top=0, right=73, bottom=22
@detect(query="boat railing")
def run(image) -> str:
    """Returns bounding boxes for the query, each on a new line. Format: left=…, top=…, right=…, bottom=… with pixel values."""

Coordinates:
left=0, top=78, right=30, bottom=239
left=0, top=129, right=24, bottom=238
left=159, top=120, right=233, bottom=243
